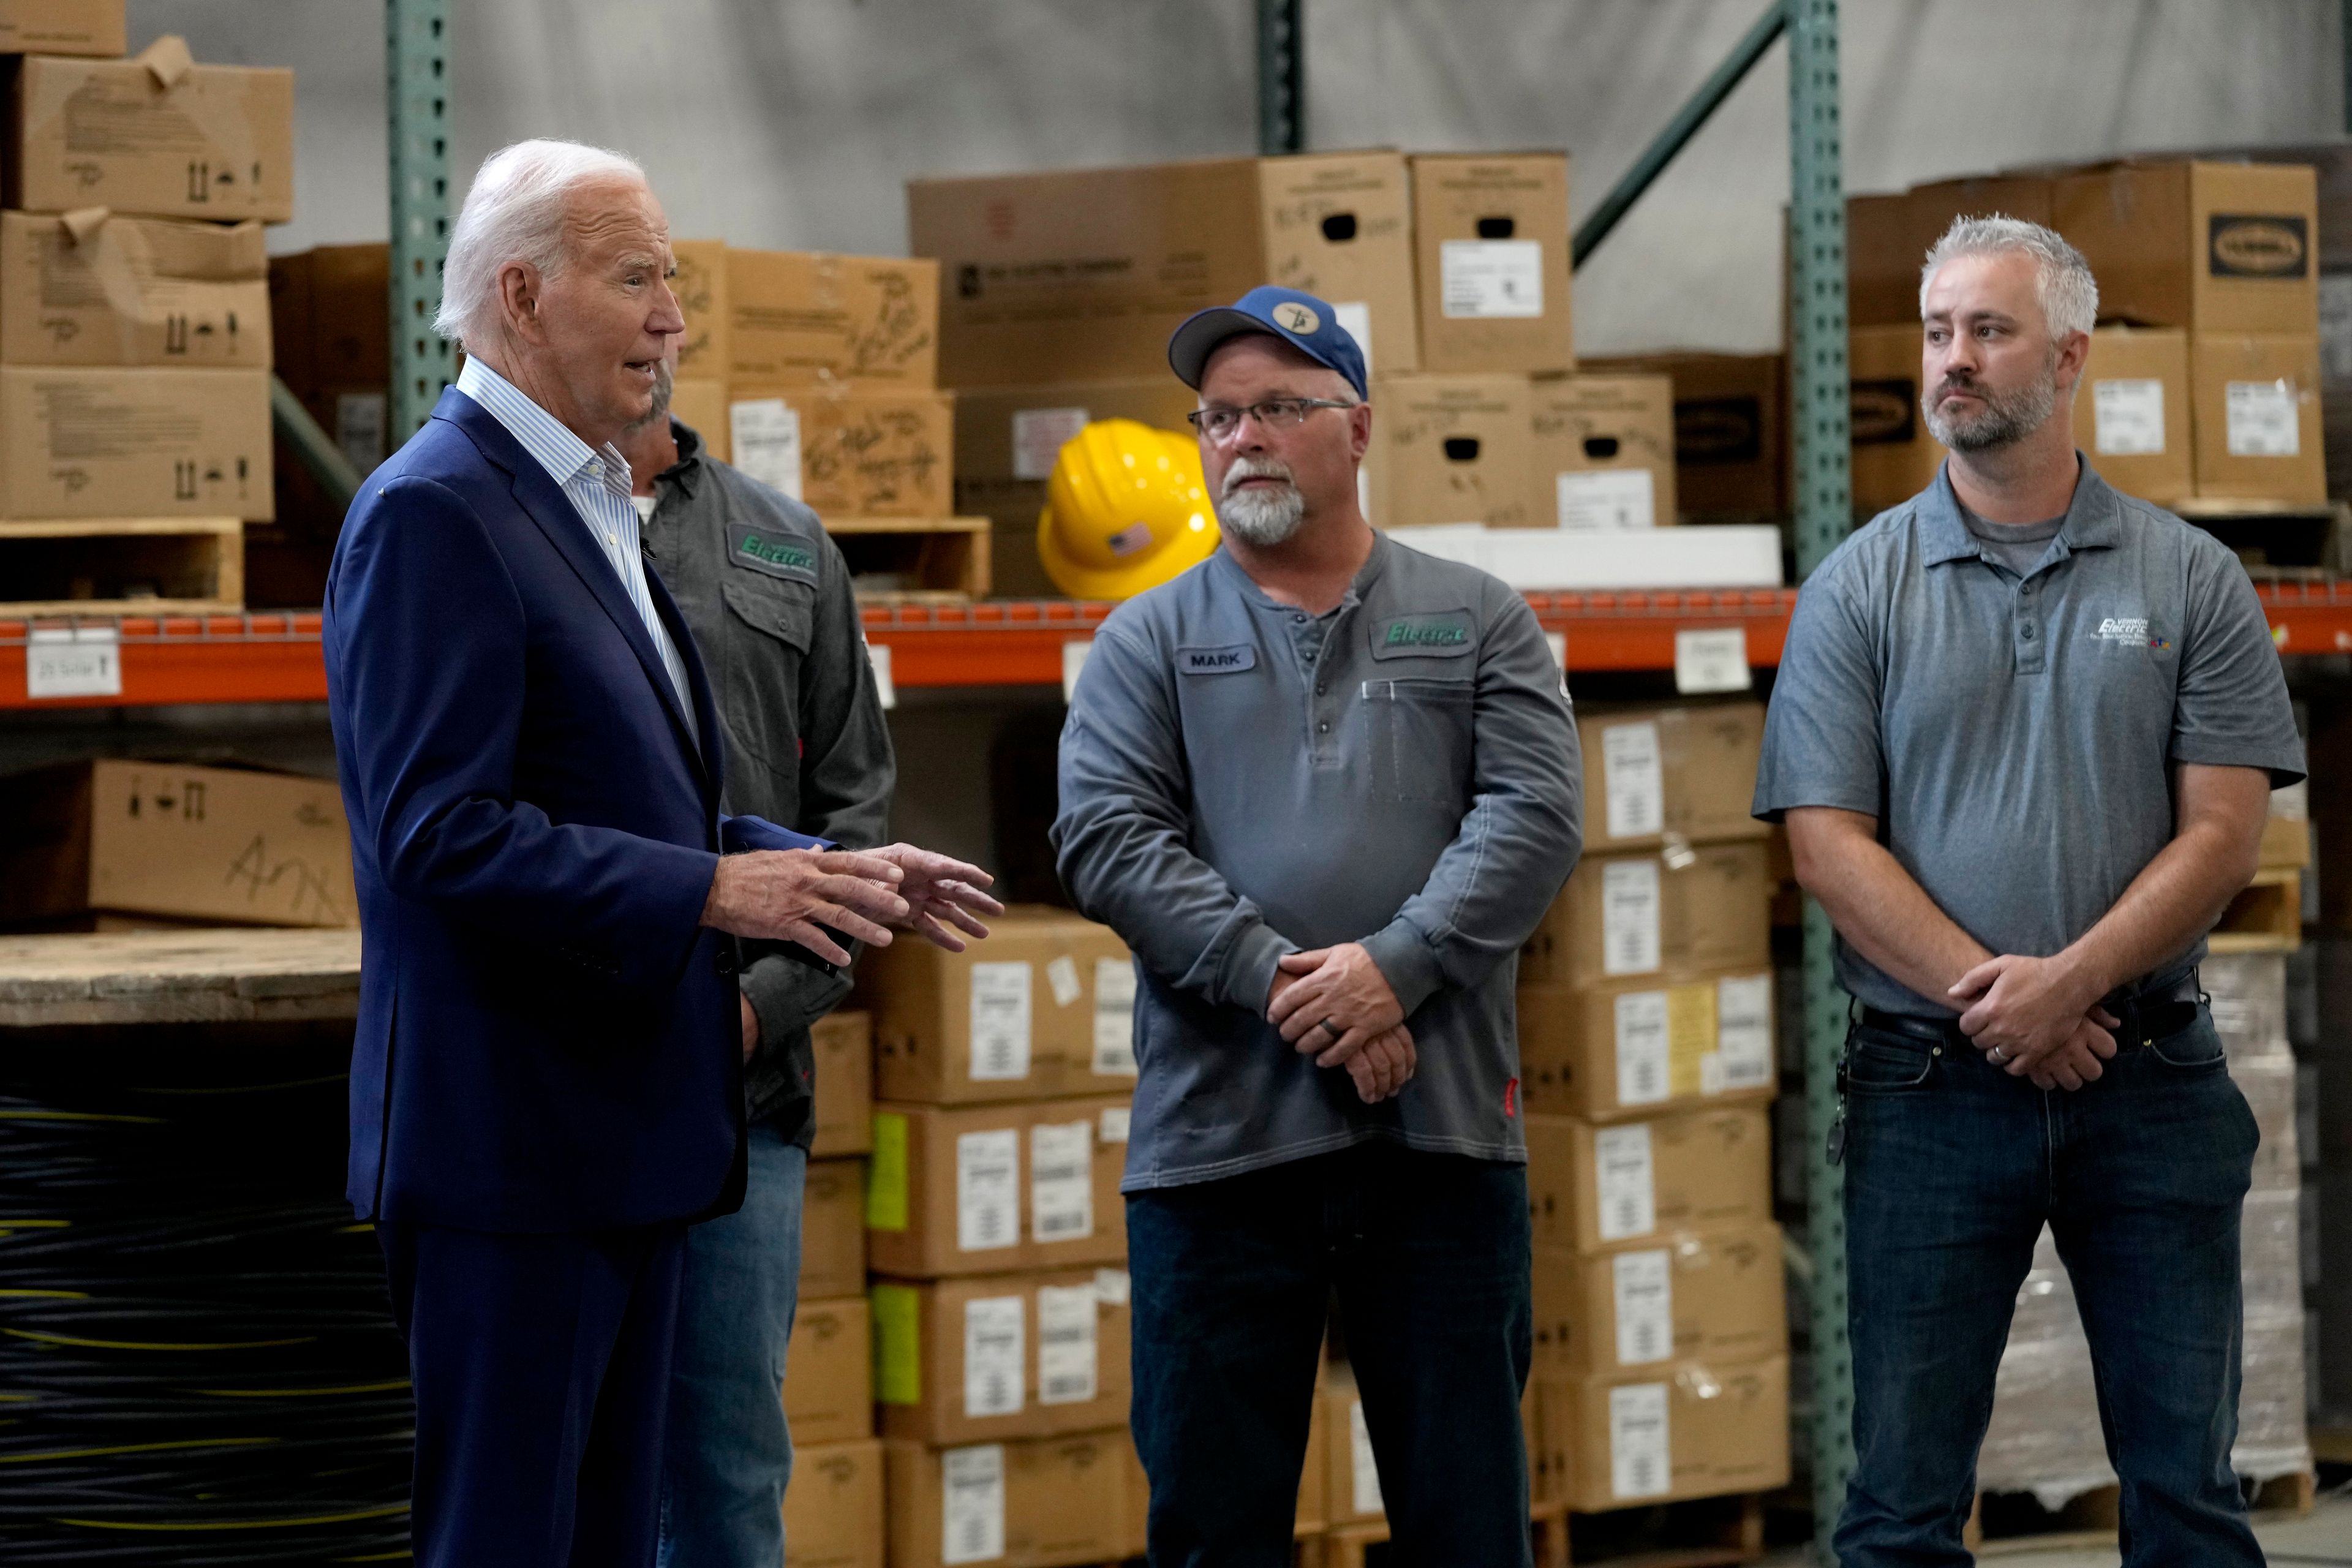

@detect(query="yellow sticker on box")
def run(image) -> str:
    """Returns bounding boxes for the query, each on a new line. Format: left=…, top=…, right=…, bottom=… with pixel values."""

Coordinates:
left=869, top=1283, right=922, bottom=1405
left=1666, top=983, right=1717, bottom=1098
left=866, top=1111, right=910, bottom=1232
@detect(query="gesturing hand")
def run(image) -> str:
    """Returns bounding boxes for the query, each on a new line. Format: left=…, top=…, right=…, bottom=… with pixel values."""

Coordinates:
left=1267, top=943, right=1405, bottom=1065
left=701, top=848, right=908, bottom=966
left=868, top=844, right=1006, bottom=952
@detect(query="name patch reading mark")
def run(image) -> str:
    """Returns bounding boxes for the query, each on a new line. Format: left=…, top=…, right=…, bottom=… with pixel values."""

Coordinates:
left=727, top=522, right=820, bottom=584
left=1178, top=643, right=1256, bottom=674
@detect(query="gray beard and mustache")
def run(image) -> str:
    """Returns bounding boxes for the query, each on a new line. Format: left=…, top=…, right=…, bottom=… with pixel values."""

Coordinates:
left=1921, top=354, right=2058, bottom=453
left=1215, top=456, right=1308, bottom=545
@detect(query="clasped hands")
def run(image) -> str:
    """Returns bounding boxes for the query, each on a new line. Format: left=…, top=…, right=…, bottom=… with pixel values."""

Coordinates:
left=1267, top=942, right=1415, bottom=1104
left=703, top=843, right=1005, bottom=967
left=1947, top=952, right=2119, bottom=1091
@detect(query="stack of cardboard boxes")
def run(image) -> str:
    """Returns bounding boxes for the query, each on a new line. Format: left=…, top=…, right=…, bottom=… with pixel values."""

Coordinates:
left=0, top=21, right=290, bottom=609
left=265, top=243, right=388, bottom=603
left=1513, top=699, right=1792, bottom=1512
left=1847, top=159, right=2324, bottom=513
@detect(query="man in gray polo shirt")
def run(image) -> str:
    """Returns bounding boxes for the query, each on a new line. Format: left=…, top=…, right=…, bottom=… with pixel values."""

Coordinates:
left=1757, top=217, right=2302, bottom=1567
left=1054, top=285, right=1581, bottom=1565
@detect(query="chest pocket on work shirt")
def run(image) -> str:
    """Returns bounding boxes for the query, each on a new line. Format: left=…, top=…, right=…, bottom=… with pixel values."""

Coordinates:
left=1362, top=676, right=1475, bottom=807
left=718, top=572, right=816, bottom=767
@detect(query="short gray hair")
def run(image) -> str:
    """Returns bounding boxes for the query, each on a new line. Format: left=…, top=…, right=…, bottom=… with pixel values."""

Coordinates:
left=1919, top=214, right=2099, bottom=340
left=435, top=138, right=647, bottom=348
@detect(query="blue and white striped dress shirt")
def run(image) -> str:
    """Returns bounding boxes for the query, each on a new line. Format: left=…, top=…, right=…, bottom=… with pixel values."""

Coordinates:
left=454, top=357, right=699, bottom=748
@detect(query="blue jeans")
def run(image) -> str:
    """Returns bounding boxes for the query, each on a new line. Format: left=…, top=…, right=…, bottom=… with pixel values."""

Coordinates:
left=657, top=1123, right=805, bottom=1568
left=1126, top=1140, right=1532, bottom=1568
left=1836, top=1006, right=2263, bottom=1567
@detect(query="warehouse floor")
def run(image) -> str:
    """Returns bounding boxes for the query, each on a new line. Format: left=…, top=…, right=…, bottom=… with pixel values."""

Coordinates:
left=1756, top=1486, right=2352, bottom=1565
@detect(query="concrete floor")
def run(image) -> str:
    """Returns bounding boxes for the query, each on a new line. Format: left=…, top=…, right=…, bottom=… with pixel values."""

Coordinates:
left=1758, top=1488, right=2352, bottom=1566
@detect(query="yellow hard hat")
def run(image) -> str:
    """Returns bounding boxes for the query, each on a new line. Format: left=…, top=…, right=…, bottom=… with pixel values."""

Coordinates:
left=1037, top=418, right=1220, bottom=600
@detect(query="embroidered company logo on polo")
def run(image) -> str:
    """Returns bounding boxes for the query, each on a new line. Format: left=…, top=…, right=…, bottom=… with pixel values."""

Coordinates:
left=1384, top=617, right=1468, bottom=649
left=727, top=522, right=819, bottom=584
left=2094, top=616, right=2168, bottom=650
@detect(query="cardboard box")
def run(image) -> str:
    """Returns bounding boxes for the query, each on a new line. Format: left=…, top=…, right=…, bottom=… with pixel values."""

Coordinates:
left=1542, top=1357, right=1789, bottom=1510
left=871, top=1267, right=1132, bottom=1444
left=1297, top=1379, right=1330, bottom=1532
left=1577, top=702, right=1767, bottom=853
left=1898, top=175, right=2059, bottom=315
left=8, top=43, right=295, bottom=222
left=0, top=758, right=353, bottom=927
left=0, top=1, right=124, bottom=55
left=1585, top=353, right=1785, bottom=516
left=2189, top=333, right=2326, bottom=505
left=268, top=244, right=391, bottom=502
left=1529, top=374, right=1675, bottom=529
left=866, top=1096, right=1130, bottom=1277
left=910, top=151, right=1418, bottom=386
left=1409, top=152, right=1573, bottom=375
left=1, top=211, right=268, bottom=367
left=729, top=248, right=938, bottom=389
left=1525, top=1106, right=1773, bottom=1253
left=0, top=364, right=272, bottom=519
left=883, top=1430, right=1140, bottom=1568
left=2081, top=325, right=2193, bottom=505
left=1848, top=323, right=1943, bottom=513
left=782, top=1295, right=874, bottom=1445
left=1844, top=189, right=1923, bottom=328
left=782, top=1438, right=885, bottom=1568
left=669, top=378, right=729, bottom=461
left=800, top=1157, right=869, bottom=1300
left=865, top=906, right=1136, bottom=1104
left=671, top=239, right=729, bottom=381
left=811, top=1009, right=875, bottom=1156
left=1517, top=969, right=1776, bottom=1120
left=1530, top=1221, right=1785, bottom=1374
left=726, top=385, right=954, bottom=518
left=2056, top=160, right=2318, bottom=334
left=1370, top=373, right=1533, bottom=527
left=1521, top=840, right=1773, bottom=989
left=1321, top=1364, right=1385, bottom=1526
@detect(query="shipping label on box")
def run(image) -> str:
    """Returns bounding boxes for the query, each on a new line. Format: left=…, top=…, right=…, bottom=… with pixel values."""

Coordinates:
left=1530, top=1221, right=1785, bottom=1374
left=1523, top=840, right=1771, bottom=989
left=1410, top=153, right=1574, bottom=375
left=728, top=248, right=938, bottom=388
left=870, top=1267, right=1132, bottom=1445
left=729, top=386, right=954, bottom=518
left=1525, top=1106, right=1772, bottom=1254
left=865, top=1096, right=1129, bottom=1277
left=2057, top=160, right=2318, bottom=335
left=2082, top=325, right=2193, bottom=505
left=781, top=1294, right=875, bottom=1446
left=799, top=1157, right=869, bottom=1300
left=1530, top=374, right=1676, bottom=529
left=781, top=1438, right=884, bottom=1568
left=1518, top=970, right=1776, bottom=1119
left=884, top=1431, right=1140, bottom=1568
left=1578, top=702, right=1768, bottom=851
left=10, top=48, right=295, bottom=222
left=2191, top=333, right=2326, bottom=505
left=0, top=211, right=269, bottom=367
left=0, top=364, right=273, bottom=520
left=1544, top=1356, right=1789, bottom=1511
left=1371, top=374, right=1534, bottom=528
left=669, top=239, right=729, bottom=381
left=1849, top=324, right=1945, bottom=513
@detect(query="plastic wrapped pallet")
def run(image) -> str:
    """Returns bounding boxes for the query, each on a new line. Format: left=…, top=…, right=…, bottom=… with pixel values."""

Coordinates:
left=2236, top=1303, right=2312, bottom=1483
left=2204, top=953, right=2288, bottom=1053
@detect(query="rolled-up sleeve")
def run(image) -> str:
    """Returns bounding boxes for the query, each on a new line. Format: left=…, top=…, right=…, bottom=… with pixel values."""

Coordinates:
left=1754, top=562, right=1886, bottom=821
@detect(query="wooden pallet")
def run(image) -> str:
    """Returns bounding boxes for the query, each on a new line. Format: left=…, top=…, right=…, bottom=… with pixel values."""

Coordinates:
left=1564, top=1491, right=1767, bottom=1566
left=2174, top=499, right=2346, bottom=571
left=1967, top=1469, right=2316, bottom=1555
left=1317, top=1500, right=1570, bottom=1568
left=831, top=514, right=989, bottom=600
left=2208, top=867, right=2302, bottom=952
left=0, top=516, right=243, bottom=617
left=0, top=928, right=361, bottom=1028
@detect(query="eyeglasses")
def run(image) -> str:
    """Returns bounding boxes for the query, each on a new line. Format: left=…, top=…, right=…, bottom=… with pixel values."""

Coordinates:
left=1186, top=398, right=1357, bottom=442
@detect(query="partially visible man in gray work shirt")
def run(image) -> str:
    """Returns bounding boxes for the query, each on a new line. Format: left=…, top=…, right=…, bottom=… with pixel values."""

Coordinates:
left=1054, top=286, right=1580, bottom=1565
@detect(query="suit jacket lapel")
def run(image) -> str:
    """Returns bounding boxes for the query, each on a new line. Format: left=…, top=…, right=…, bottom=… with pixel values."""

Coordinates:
left=644, top=561, right=727, bottom=811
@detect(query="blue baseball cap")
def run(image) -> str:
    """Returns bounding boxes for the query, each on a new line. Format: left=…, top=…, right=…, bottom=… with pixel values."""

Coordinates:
left=1167, top=285, right=1369, bottom=400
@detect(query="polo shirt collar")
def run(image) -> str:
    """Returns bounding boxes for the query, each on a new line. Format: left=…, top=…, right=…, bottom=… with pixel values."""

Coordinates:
left=1214, top=526, right=1390, bottom=611
left=660, top=416, right=707, bottom=498
left=1918, top=452, right=2120, bottom=567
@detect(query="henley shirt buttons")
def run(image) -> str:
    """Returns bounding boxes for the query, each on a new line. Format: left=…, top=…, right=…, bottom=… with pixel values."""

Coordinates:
left=2021, top=624, right=2037, bottom=641
left=1317, top=720, right=1330, bottom=733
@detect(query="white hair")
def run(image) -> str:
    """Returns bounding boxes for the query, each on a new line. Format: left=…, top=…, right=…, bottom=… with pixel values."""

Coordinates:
left=435, top=138, right=648, bottom=348
left=1919, top=214, right=2100, bottom=341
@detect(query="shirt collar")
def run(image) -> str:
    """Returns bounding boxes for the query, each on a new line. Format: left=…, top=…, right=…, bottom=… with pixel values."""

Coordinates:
left=660, top=416, right=707, bottom=499
left=1917, top=453, right=2120, bottom=567
left=1214, top=526, right=1389, bottom=614
left=455, top=355, right=635, bottom=497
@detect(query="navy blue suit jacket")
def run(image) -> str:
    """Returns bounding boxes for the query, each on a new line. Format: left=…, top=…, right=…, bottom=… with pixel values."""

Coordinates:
left=325, top=387, right=823, bottom=1232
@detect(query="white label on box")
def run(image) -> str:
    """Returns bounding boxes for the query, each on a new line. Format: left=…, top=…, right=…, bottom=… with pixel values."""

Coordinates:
left=2092, top=377, right=2166, bottom=456
left=1094, top=1267, right=1131, bottom=1305
left=1594, top=1123, right=1657, bottom=1241
left=1558, top=468, right=1656, bottom=530
left=941, top=1444, right=1007, bottom=1565
left=955, top=1129, right=1020, bottom=1253
left=1440, top=238, right=1545, bottom=318
left=864, top=638, right=897, bottom=710
left=1029, top=1120, right=1093, bottom=1243
left=1600, top=722, right=1664, bottom=840
left=26, top=626, right=121, bottom=700
left=1612, top=1249, right=1675, bottom=1366
left=2323, top=274, right=2352, bottom=382
left=2226, top=380, right=2300, bottom=457
left=1713, top=974, right=1776, bottom=1091
left=1045, top=956, right=1082, bottom=1008
left=1608, top=1383, right=1673, bottom=1499
left=1012, top=405, right=1090, bottom=481
left=728, top=398, right=804, bottom=499
left=335, top=390, right=388, bottom=469
left=1092, top=956, right=1139, bottom=1076
left=1613, top=990, right=1671, bottom=1107
left=967, top=962, right=1032, bottom=1082
left=1600, top=859, right=1663, bottom=976
left=962, top=1295, right=1025, bottom=1418
left=1332, top=300, right=1374, bottom=378
left=1673, top=627, right=1752, bottom=695
left=1348, top=1398, right=1385, bottom=1515
left=1061, top=638, right=1093, bottom=703
left=1098, top=1106, right=1131, bottom=1144
left=1036, top=1283, right=1099, bottom=1405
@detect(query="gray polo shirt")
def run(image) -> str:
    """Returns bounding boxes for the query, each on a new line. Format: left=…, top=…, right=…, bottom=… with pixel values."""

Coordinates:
left=1052, top=534, right=1583, bottom=1191
left=1754, top=459, right=2304, bottom=1017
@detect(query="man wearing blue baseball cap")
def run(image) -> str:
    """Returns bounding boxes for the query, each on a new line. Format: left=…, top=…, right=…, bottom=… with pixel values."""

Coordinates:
left=1054, top=287, right=1583, bottom=1564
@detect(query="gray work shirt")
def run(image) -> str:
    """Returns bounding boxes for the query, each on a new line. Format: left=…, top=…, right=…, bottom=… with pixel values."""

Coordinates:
left=642, top=420, right=896, bottom=1140
left=1052, top=533, right=1583, bottom=1191
left=1754, top=459, right=2304, bottom=1017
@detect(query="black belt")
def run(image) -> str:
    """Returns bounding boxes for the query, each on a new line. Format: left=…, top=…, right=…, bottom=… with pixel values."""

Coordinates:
left=1860, top=968, right=2203, bottom=1052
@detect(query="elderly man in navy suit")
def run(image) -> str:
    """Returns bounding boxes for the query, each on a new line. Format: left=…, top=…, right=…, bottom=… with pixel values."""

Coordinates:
left=323, top=139, right=997, bottom=1568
